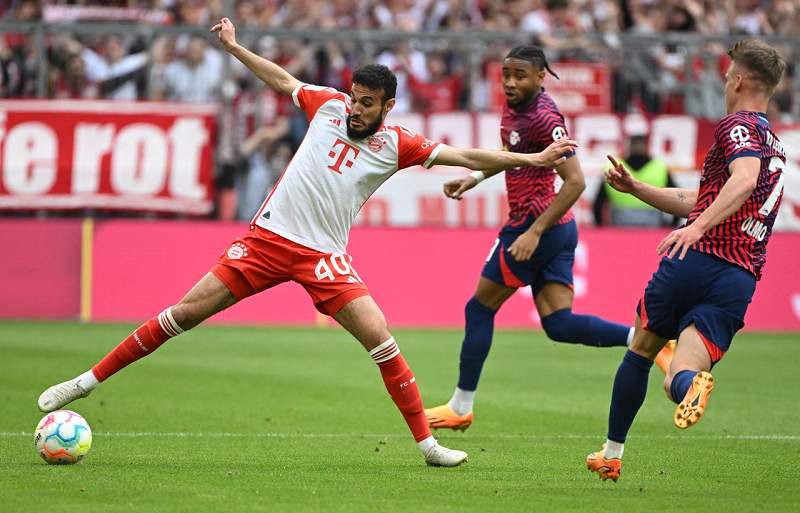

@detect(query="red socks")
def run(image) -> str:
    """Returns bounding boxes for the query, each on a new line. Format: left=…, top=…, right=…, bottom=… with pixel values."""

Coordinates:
left=370, top=338, right=431, bottom=442
left=92, top=308, right=184, bottom=381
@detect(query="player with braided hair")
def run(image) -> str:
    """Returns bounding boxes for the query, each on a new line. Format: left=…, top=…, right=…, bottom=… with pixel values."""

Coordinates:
left=425, top=45, right=634, bottom=432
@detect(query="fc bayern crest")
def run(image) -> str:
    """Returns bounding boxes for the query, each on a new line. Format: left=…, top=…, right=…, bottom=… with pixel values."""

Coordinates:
left=227, top=242, right=248, bottom=260
left=510, top=131, right=520, bottom=146
left=368, top=136, right=384, bottom=153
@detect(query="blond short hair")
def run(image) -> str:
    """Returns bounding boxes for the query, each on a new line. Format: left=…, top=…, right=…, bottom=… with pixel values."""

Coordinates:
left=727, top=40, right=786, bottom=93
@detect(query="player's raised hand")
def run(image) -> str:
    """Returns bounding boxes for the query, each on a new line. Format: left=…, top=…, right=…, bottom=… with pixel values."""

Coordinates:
left=443, top=176, right=478, bottom=200
left=534, top=138, right=578, bottom=168
left=211, top=18, right=237, bottom=50
left=604, top=155, right=637, bottom=194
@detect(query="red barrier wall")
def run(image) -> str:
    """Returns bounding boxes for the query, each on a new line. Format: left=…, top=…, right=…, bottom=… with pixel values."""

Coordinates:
left=87, top=220, right=800, bottom=332
left=0, top=218, right=82, bottom=319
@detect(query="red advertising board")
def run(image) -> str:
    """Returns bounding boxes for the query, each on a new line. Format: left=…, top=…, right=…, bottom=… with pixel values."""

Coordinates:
left=0, top=100, right=217, bottom=215
left=487, top=61, right=611, bottom=114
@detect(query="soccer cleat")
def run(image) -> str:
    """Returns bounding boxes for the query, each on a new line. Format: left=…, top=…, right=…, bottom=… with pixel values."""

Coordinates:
left=674, top=371, right=714, bottom=429
left=38, top=378, right=92, bottom=413
left=655, top=339, right=676, bottom=374
left=424, top=444, right=468, bottom=467
left=587, top=449, right=621, bottom=482
left=425, top=404, right=473, bottom=432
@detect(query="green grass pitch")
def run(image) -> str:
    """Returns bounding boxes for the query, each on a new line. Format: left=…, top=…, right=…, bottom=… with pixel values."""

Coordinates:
left=1, top=321, right=798, bottom=511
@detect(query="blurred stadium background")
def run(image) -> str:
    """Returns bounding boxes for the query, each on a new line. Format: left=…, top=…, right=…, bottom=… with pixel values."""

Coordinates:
left=1, top=0, right=799, bottom=332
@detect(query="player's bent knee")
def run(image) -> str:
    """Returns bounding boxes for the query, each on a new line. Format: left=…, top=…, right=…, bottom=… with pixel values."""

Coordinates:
left=540, top=309, right=573, bottom=342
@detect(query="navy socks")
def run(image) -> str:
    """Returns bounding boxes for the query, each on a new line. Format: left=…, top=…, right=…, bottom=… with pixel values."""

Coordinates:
left=540, top=308, right=630, bottom=347
left=457, top=297, right=497, bottom=391
left=607, top=349, right=654, bottom=443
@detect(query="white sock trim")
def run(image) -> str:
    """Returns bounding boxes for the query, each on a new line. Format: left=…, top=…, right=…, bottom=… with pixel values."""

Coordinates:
left=604, top=439, right=624, bottom=460
left=158, top=307, right=184, bottom=337
left=418, top=436, right=437, bottom=456
left=369, top=337, right=400, bottom=363
left=448, top=387, right=475, bottom=416
left=78, top=370, right=99, bottom=391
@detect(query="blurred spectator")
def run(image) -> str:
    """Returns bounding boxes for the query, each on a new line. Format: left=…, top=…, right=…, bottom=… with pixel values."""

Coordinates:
left=520, top=0, right=590, bottom=51
left=729, top=0, right=771, bottom=34
left=594, top=121, right=678, bottom=228
left=153, top=36, right=221, bottom=102
left=404, top=51, right=464, bottom=112
left=236, top=125, right=291, bottom=220
left=50, top=52, right=99, bottom=98
left=376, top=41, right=428, bottom=113
left=766, top=0, right=799, bottom=34
left=425, top=0, right=483, bottom=30
left=58, top=34, right=150, bottom=100
left=0, top=33, right=23, bottom=96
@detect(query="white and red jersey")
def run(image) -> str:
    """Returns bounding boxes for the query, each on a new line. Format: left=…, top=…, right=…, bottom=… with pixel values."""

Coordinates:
left=253, top=83, right=442, bottom=254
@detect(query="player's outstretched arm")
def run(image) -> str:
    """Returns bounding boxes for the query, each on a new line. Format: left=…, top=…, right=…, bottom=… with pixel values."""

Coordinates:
left=211, top=17, right=301, bottom=96
left=606, top=155, right=697, bottom=218
left=657, top=156, right=759, bottom=260
left=437, top=139, right=578, bottom=200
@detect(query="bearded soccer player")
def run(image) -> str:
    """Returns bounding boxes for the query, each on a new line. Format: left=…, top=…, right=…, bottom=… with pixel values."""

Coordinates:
left=424, top=45, right=635, bottom=433
left=37, top=19, right=578, bottom=468
left=587, top=39, right=786, bottom=482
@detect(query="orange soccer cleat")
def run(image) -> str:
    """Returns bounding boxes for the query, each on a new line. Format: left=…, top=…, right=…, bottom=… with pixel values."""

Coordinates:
left=587, top=449, right=621, bottom=482
left=655, top=339, right=676, bottom=374
left=674, top=371, right=714, bottom=429
left=424, top=404, right=473, bottom=432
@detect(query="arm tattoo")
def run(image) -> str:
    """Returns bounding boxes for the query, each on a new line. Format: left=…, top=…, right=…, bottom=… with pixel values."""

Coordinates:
left=677, top=191, right=686, bottom=202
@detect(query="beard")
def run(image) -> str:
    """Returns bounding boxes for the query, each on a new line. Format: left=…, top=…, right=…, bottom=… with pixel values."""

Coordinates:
left=346, top=114, right=383, bottom=139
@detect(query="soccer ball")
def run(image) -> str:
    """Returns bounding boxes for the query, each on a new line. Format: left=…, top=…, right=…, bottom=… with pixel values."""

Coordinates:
left=34, top=410, right=92, bottom=465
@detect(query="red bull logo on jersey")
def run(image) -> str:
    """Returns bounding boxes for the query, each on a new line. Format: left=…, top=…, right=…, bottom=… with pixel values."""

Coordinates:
left=509, top=131, right=520, bottom=146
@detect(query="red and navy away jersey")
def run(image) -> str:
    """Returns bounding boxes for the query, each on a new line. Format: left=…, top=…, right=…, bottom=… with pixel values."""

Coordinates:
left=500, top=89, right=575, bottom=228
left=687, top=111, right=786, bottom=280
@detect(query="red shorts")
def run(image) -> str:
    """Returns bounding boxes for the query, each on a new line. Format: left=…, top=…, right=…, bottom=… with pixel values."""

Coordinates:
left=211, top=227, right=370, bottom=317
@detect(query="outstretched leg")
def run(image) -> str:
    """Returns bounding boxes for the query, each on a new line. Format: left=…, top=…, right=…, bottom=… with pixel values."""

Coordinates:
left=535, top=282, right=632, bottom=348
left=335, top=295, right=467, bottom=467
left=38, top=272, right=237, bottom=412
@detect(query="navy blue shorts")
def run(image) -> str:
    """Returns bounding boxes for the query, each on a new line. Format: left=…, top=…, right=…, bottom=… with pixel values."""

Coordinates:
left=482, top=219, right=577, bottom=296
left=637, top=249, right=756, bottom=363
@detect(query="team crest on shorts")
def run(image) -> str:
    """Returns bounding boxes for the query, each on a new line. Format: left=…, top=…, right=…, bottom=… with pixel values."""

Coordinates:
left=510, top=131, right=520, bottom=146
left=227, top=242, right=248, bottom=259
left=368, top=136, right=384, bottom=153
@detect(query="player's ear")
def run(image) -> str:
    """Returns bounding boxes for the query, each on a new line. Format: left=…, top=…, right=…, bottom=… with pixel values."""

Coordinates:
left=383, top=97, right=395, bottom=116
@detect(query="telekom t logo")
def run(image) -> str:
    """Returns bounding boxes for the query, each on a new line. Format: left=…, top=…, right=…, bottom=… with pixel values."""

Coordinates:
left=327, top=138, right=360, bottom=174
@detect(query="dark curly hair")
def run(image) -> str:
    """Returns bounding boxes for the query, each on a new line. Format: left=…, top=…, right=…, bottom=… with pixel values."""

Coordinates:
left=505, top=45, right=559, bottom=80
left=351, top=64, right=398, bottom=104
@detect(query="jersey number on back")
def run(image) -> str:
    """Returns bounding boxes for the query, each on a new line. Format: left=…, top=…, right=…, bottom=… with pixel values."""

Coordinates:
left=758, top=156, right=785, bottom=216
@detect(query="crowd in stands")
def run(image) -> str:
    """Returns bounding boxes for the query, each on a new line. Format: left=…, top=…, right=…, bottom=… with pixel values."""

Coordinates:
left=0, top=0, right=797, bottom=220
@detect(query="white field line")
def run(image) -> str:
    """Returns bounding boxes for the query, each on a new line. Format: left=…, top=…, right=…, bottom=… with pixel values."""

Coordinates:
left=3, top=432, right=799, bottom=440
